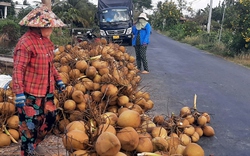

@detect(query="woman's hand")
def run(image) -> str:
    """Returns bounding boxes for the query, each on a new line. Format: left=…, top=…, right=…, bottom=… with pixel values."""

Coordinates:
left=56, top=80, right=66, bottom=92
left=15, top=93, right=26, bottom=108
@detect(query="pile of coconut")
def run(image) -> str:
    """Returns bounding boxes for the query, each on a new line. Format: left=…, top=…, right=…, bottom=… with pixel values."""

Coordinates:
left=0, top=39, right=215, bottom=156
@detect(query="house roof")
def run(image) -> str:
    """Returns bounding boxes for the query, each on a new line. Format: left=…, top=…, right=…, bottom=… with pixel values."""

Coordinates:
left=0, top=2, right=11, bottom=7
left=15, top=4, right=29, bottom=9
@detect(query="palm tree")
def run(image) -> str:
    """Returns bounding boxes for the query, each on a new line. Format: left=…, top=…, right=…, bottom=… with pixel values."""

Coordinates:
left=52, top=0, right=97, bottom=28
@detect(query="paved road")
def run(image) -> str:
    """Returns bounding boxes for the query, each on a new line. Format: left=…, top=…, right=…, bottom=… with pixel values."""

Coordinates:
left=127, top=30, right=250, bottom=155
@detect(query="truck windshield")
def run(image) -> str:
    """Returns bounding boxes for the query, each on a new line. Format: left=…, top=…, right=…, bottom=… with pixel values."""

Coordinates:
left=100, top=8, right=129, bottom=22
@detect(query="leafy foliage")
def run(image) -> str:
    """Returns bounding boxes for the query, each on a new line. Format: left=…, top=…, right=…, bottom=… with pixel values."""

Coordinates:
left=52, top=0, right=97, bottom=28
left=223, top=0, right=250, bottom=52
left=151, top=1, right=181, bottom=31
left=133, top=0, right=152, bottom=11
left=150, top=0, right=250, bottom=56
left=0, top=19, right=20, bottom=41
left=182, top=21, right=201, bottom=36
left=50, top=28, right=72, bottom=46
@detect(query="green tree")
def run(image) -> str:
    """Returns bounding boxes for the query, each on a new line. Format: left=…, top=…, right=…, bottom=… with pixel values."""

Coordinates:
left=164, top=1, right=182, bottom=27
left=152, top=1, right=181, bottom=30
left=52, top=0, right=97, bottom=28
left=23, top=0, right=29, bottom=5
left=176, top=0, right=194, bottom=15
left=228, top=0, right=250, bottom=52
left=192, top=4, right=221, bottom=31
left=194, top=5, right=210, bottom=25
left=225, top=0, right=235, bottom=6
left=17, top=6, right=32, bottom=19
left=211, top=6, right=223, bottom=24
left=133, top=0, right=152, bottom=12
left=0, top=19, right=20, bottom=41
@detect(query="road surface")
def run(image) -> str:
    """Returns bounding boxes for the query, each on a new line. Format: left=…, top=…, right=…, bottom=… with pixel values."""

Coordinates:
left=126, top=30, right=250, bottom=155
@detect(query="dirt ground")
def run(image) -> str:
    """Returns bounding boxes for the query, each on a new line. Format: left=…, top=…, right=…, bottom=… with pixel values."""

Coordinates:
left=0, top=135, right=69, bottom=156
left=0, top=62, right=13, bottom=76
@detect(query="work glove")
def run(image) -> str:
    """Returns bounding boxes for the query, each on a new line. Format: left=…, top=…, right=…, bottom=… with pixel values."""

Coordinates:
left=56, top=80, right=65, bottom=93
left=15, top=93, right=26, bottom=108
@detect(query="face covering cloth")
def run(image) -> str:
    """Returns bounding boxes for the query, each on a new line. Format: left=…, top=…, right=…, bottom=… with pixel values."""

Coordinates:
left=136, top=18, right=148, bottom=30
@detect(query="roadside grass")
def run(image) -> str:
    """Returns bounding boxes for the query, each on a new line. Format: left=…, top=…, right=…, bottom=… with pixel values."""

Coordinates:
left=225, top=54, right=250, bottom=68
left=181, top=35, right=201, bottom=46
left=161, top=31, right=250, bottom=68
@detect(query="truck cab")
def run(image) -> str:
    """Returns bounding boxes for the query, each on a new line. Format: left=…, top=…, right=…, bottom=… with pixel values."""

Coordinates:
left=97, top=0, right=133, bottom=45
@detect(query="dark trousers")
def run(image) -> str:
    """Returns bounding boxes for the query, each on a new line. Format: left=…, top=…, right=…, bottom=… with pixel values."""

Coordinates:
left=134, top=45, right=149, bottom=71
left=17, top=93, right=57, bottom=156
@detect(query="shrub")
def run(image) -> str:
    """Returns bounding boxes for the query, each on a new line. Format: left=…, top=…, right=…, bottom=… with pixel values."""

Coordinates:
left=182, top=21, right=201, bottom=36
left=165, top=21, right=202, bottom=41
left=229, top=33, right=246, bottom=54
left=0, top=19, right=21, bottom=41
left=199, top=32, right=218, bottom=43
left=210, top=42, right=230, bottom=56
left=220, top=29, right=233, bottom=46
left=168, top=23, right=185, bottom=40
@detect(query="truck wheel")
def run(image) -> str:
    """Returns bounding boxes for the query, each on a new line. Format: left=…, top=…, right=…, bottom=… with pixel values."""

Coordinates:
left=128, top=39, right=132, bottom=46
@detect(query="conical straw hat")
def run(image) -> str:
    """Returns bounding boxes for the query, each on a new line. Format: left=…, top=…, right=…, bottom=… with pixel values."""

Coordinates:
left=19, top=4, right=65, bottom=27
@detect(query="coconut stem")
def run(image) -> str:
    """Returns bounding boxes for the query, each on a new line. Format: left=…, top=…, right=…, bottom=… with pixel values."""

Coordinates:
left=89, top=119, right=96, bottom=134
left=58, top=107, right=67, bottom=121
left=137, top=152, right=162, bottom=156
left=3, top=125, right=18, bottom=143
left=194, top=94, right=197, bottom=110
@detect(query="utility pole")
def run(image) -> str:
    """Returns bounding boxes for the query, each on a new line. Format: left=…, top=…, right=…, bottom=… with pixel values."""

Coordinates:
left=162, top=18, right=166, bottom=30
left=207, top=0, right=213, bottom=33
left=219, top=3, right=226, bottom=42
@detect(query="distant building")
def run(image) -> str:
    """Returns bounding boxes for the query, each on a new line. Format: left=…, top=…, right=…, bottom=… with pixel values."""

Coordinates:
left=0, top=2, right=11, bottom=19
left=15, top=4, right=29, bottom=15
left=14, top=4, right=37, bottom=16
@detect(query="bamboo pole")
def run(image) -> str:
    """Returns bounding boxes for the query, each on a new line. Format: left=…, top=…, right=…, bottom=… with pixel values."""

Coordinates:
left=42, top=0, right=51, bottom=10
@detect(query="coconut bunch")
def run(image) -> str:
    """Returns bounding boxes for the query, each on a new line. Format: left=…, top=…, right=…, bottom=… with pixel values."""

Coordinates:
left=0, top=81, right=15, bottom=105
left=142, top=109, right=214, bottom=155
left=87, top=98, right=212, bottom=156
left=54, top=41, right=213, bottom=156
left=138, top=97, right=215, bottom=155
left=62, top=108, right=208, bottom=156
left=52, top=40, right=155, bottom=130
left=178, top=106, right=215, bottom=138
left=0, top=89, right=15, bottom=118
left=0, top=115, right=20, bottom=147
left=51, top=40, right=156, bottom=152
left=0, top=83, right=20, bottom=147
left=151, top=106, right=215, bottom=142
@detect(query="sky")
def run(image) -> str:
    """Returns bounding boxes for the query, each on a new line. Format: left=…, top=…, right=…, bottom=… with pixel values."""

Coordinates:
left=18, top=0, right=221, bottom=14
left=88, top=0, right=222, bottom=12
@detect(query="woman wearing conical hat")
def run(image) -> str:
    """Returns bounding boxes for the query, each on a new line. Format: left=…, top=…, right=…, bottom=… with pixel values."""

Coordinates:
left=12, top=4, right=65, bottom=156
